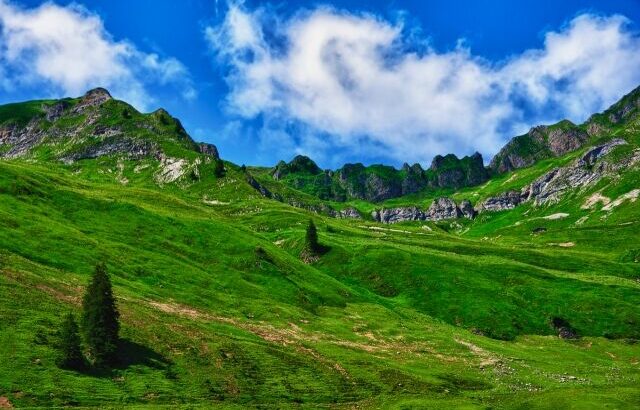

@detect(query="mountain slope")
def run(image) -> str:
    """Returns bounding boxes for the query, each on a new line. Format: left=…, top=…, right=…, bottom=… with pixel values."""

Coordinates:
left=490, top=85, right=640, bottom=174
left=0, top=88, right=639, bottom=408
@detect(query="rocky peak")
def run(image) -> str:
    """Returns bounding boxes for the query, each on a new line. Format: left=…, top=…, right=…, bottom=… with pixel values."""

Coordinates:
left=427, top=152, right=488, bottom=189
left=338, top=163, right=366, bottom=181
left=491, top=86, right=640, bottom=174
left=289, top=155, right=322, bottom=174
left=272, top=155, right=321, bottom=180
left=74, top=88, right=112, bottom=112
left=489, top=120, right=588, bottom=174
left=603, top=85, right=640, bottom=125
left=430, top=154, right=457, bottom=171
left=197, top=143, right=219, bottom=160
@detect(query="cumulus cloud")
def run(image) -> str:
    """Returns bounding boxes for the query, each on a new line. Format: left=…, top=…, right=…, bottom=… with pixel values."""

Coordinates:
left=0, top=0, right=195, bottom=109
left=207, top=5, right=640, bottom=165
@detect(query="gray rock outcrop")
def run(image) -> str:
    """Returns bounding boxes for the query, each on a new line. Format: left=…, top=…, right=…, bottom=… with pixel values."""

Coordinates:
left=198, top=143, right=220, bottom=159
left=476, top=191, right=523, bottom=213
left=371, top=197, right=471, bottom=223
left=480, top=138, right=633, bottom=211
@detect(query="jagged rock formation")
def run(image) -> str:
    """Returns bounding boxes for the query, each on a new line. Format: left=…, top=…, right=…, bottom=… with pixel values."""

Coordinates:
left=476, top=191, right=523, bottom=213
left=489, top=120, right=589, bottom=174
left=479, top=138, right=635, bottom=211
left=522, top=139, right=630, bottom=205
left=373, top=138, right=636, bottom=224
left=372, top=197, right=466, bottom=223
left=372, top=207, right=424, bottom=224
left=459, top=199, right=476, bottom=219
left=428, top=152, right=489, bottom=188
left=272, top=152, right=490, bottom=203
left=61, top=137, right=157, bottom=164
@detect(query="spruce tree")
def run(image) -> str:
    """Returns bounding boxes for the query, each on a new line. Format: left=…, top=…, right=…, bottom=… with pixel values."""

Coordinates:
left=56, top=313, right=84, bottom=370
left=306, top=219, right=320, bottom=253
left=81, top=263, right=120, bottom=367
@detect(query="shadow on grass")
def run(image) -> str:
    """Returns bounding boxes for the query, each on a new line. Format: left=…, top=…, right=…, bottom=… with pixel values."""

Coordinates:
left=113, top=338, right=170, bottom=370
left=81, top=338, right=171, bottom=378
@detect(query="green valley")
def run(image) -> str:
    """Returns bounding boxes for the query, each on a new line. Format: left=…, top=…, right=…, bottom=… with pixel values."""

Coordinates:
left=0, top=86, right=639, bottom=409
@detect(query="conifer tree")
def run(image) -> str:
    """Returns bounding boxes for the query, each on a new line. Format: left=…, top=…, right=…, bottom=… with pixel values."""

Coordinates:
left=56, top=313, right=84, bottom=370
left=306, top=219, right=320, bottom=253
left=81, top=263, right=120, bottom=367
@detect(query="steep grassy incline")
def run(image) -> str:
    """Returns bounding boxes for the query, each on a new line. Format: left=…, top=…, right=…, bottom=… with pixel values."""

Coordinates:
left=0, top=157, right=639, bottom=408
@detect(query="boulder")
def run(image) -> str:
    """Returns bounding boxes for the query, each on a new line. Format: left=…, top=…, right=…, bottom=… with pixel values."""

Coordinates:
left=372, top=207, right=425, bottom=223
left=459, top=199, right=476, bottom=219
left=476, top=191, right=523, bottom=213
left=426, top=197, right=461, bottom=221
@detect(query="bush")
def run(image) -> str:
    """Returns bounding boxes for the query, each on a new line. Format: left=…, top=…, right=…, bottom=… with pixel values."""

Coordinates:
left=56, top=313, right=85, bottom=370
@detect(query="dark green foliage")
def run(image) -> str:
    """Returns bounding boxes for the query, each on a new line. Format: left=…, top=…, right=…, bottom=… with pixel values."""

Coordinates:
left=56, top=313, right=84, bottom=370
left=81, top=263, right=120, bottom=367
left=240, top=164, right=247, bottom=172
left=214, top=160, right=226, bottom=178
left=305, top=220, right=320, bottom=253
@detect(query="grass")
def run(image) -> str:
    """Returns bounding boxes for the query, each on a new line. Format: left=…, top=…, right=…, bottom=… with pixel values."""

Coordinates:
left=0, top=92, right=639, bottom=408
left=0, top=154, right=639, bottom=408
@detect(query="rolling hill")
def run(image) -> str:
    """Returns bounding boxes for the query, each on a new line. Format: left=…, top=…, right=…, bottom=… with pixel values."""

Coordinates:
left=0, top=86, right=639, bottom=409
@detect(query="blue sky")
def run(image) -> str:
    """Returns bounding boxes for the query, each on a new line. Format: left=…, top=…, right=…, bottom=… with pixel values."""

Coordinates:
left=1, top=0, right=640, bottom=168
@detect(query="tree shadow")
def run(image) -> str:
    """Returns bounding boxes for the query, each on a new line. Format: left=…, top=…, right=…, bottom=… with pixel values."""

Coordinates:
left=317, top=244, right=331, bottom=255
left=81, top=338, right=171, bottom=378
left=113, top=338, right=170, bottom=370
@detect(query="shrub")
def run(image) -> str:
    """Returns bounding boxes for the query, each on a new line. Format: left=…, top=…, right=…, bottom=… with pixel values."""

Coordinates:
left=56, top=313, right=85, bottom=370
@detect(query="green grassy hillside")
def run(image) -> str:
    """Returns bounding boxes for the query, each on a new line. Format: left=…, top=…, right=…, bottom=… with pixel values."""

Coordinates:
left=0, top=90, right=639, bottom=408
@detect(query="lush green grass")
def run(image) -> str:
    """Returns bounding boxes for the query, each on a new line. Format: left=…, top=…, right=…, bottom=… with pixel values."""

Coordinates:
left=1, top=91, right=640, bottom=408
left=0, top=154, right=639, bottom=408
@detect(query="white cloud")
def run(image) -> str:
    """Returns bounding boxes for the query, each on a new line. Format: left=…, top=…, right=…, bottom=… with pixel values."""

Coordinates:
left=0, top=0, right=195, bottom=109
left=208, top=5, right=640, bottom=165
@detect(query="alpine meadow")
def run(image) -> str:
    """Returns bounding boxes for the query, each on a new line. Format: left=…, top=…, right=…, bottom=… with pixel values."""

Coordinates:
left=1, top=1, right=640, bottom=409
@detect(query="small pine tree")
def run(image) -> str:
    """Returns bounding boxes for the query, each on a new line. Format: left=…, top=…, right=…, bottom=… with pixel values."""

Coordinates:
left=81, top=263, right=120, bottom=367
left=214, top=160, right=225, bottom=177
left=57, top=313, right=84, bottom=370
left=240, top=164, right=247, bottom=173
left=306, top=220, right=320, bottom=253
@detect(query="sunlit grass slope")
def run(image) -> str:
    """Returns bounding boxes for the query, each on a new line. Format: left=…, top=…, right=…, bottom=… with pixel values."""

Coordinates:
left=0, top=156, right=639, bottom=408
